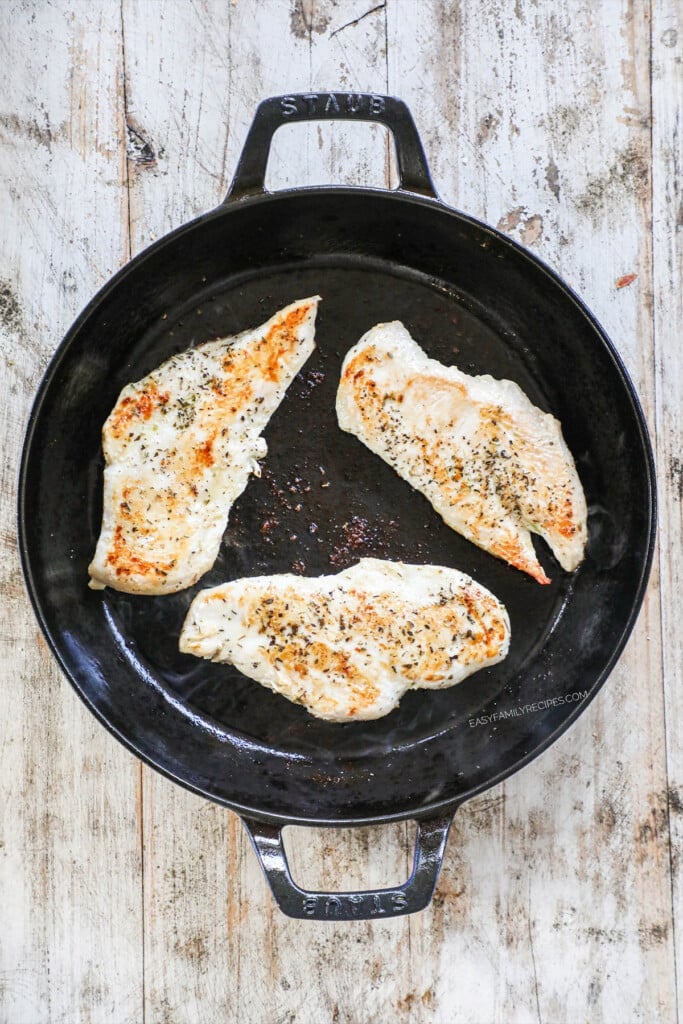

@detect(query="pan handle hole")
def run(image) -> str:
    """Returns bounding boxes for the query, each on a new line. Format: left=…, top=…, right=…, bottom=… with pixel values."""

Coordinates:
left=265, top=122, right=399, bottom=192
left=283, top=820, right=415, bottom=890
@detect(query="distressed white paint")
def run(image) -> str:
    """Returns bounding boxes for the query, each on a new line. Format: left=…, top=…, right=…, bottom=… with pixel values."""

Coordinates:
left=0, top=4, right=143, bottom=1023
left=653, top=0, right=683, bottom=1012
left=0, top=0, right=680, bottom=1022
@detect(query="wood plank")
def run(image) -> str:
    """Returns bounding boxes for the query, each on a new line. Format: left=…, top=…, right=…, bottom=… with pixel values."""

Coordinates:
left=220, top=6, right=417, bottom=1021
left=0, top=3, right=143, bottom=1022
left=118, top=3, right=238, bottom=1017
left=652, top=1, right=683, bottom=1019
left=388, top=0, right=674, bottom=1020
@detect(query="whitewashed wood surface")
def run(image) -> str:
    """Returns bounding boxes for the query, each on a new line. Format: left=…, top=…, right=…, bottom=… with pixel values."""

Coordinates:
left=0, top=1, right=680, bottom=1021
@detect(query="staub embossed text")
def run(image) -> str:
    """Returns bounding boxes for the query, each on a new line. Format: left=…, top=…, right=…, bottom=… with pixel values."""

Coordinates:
left=280, top=93, right=386, bottom=117
left=302, top=891, right=408, bottom=918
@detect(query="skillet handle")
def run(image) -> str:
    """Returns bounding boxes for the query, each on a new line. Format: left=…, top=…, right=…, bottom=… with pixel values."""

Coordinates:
left=241, top=813, right=453, bottom=920
left=225, top=93, right=437, bottom=201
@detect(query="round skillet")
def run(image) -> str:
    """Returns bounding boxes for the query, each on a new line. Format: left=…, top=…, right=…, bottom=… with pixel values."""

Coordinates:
left=19, top=94, right=656, bottom=919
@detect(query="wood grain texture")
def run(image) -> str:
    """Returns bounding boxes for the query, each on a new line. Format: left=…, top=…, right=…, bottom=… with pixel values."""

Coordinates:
left=0, top=4, right=143, bottom=1023
left=0, top=0, right=680, bottom=1021
left=652, top=0, right=683, bottom=1017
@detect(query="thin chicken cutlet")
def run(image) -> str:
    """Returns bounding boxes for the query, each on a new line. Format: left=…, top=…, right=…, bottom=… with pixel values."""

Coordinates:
left=179, top=558, right=510, bottom=722
left=88, top=297, right=320, bottom=595
left=336, top=322, right=587, bottom=584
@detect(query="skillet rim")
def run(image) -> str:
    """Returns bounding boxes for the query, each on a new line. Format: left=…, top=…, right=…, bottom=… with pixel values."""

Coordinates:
left=17, top=183, right=657, bottom=826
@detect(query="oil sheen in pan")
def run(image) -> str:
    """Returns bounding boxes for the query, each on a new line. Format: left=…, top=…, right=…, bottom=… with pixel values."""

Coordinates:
left=92, top=259, right=589, bottom=759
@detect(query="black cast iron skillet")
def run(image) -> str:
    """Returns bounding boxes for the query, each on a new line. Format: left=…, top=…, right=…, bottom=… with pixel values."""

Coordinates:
left=19, top=94, right=656, bottom=920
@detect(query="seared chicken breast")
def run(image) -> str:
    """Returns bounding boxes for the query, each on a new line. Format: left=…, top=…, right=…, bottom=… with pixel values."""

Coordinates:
left=336, top=322, right=587, bottom=584
left=89, top=297, right=320, bottom=594
left=179, top=558, right=510, bottom=722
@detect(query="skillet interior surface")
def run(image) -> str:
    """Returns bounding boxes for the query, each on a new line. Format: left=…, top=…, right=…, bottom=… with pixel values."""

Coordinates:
left=19, top=189, right=655, bottom=824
